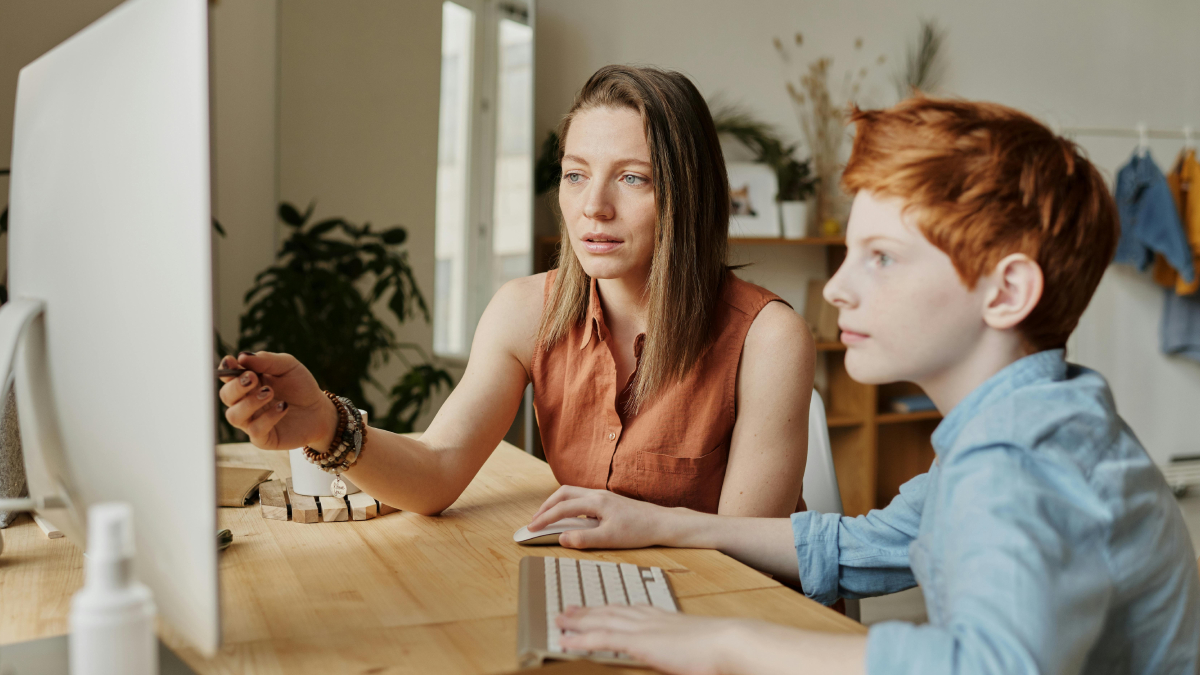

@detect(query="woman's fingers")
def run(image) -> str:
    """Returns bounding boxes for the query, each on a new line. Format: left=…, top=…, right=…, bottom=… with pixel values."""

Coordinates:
left=244, top=399, right=290, bottom=446
left=527, top=497, right=600, bottom=532
left=219, top=368, right=259, bottom=407
left=224, top=385, right=273, bottom=428
left=530, top=485, right=591, bottom=523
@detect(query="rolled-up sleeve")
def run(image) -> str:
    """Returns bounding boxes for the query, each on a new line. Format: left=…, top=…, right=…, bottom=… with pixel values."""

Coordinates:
left=863, top=446, right=1113, bottom=675
left=791, top=470, right=929, bottom=605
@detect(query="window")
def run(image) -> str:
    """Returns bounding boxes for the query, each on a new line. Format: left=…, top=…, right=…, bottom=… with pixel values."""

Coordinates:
left=433, top=1, right=534, bottom=359
left=433, top=2, right=475, bottom=356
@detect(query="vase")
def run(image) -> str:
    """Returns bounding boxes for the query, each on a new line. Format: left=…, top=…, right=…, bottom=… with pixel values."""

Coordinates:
left=288, top=409, right=365, bottom=497
left=780, top=200, right=808, bottom=239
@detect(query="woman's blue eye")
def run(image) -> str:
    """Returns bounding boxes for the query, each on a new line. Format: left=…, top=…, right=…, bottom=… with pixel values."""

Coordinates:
left=621, top=174, right=646, bottom=186
left=563, top=172, right=583, bottom=184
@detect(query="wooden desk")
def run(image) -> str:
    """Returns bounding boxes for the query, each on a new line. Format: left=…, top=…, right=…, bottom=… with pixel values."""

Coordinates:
left=1, top=442, right=864, bottom=673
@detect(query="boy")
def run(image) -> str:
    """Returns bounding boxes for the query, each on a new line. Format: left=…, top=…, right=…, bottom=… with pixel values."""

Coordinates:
left=526, top=97, right=1200, bottom=674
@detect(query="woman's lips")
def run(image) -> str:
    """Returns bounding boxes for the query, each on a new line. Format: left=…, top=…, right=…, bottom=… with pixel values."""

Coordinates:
left=581, top=238, right=624, bottom=254
left=840, top=329, right=869, bottom=345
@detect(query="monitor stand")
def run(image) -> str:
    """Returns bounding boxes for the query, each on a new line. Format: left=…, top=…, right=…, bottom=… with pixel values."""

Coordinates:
left=0, top=634, right=197, bottom=674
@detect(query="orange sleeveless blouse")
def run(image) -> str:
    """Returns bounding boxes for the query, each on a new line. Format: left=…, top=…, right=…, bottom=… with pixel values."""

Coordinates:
left=531, top=270, right=789, bottom=514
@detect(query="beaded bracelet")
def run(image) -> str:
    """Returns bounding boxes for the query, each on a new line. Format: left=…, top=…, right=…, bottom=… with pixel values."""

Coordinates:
left=302, top=390, right=369, bottom=498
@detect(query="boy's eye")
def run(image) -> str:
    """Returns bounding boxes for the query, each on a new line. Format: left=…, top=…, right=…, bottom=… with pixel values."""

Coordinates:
left=620, top=174, right=647, bottom=186
left=873, top=251, right=893, bottom=267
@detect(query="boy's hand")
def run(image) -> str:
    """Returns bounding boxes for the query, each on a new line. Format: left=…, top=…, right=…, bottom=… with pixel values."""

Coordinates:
left=557, top=606, right=743, bottom=675
left=528, top=486, right=677, bottom=549
left=217, top=351, right=338, bottom=452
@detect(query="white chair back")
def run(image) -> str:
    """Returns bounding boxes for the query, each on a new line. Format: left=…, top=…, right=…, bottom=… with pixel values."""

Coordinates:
left=803, top=390, right=844, bottom=516
left=802, top=389, right=861, bottom=621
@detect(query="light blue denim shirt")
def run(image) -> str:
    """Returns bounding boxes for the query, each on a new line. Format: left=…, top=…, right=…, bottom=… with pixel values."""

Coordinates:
left=791, top=350, right=1200, bottom=674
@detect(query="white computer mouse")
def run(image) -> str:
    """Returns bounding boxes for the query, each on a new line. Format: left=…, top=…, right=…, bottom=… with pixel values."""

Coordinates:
left=513, top=516, right=600, bottom=545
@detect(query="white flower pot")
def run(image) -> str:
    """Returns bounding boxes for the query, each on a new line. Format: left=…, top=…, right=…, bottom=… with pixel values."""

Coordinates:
left=781, top=200, right=808, bottom=239
left=288, top=409, right=366, bottom=497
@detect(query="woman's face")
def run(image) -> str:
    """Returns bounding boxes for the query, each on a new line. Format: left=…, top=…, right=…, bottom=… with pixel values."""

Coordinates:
left=558, top=106, right=657, bottom=283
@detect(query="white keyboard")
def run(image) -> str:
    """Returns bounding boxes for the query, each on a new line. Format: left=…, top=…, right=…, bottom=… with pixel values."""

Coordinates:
left=516, top=556, right=680, bottom=668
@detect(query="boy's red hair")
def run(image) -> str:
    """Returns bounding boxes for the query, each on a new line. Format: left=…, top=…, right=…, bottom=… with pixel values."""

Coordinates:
left=841, top=97, right=1118, bottom=350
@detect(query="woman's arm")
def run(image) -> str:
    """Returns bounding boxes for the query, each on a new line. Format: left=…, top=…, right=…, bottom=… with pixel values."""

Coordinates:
left=719, top=301, right=815, bottom=517
left=220, top=273, right=545, bottom=516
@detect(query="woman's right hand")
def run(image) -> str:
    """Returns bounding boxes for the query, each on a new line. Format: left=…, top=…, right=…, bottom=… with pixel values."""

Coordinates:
left=217, top=351, right=337, bottom=451
left=528, top=486, right=683, bottom=550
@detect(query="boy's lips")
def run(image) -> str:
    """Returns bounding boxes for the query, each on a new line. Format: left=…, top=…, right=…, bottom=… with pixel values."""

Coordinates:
left=840, top=328, right=869, bottom=345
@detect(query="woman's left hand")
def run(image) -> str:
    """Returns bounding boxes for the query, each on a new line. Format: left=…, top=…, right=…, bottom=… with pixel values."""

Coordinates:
left=557, top=605, right=744, bottom=675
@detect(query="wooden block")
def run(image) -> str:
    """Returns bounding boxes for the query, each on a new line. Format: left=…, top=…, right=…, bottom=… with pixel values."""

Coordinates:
left=377, top=500, right=400, bottom=516
left=318, top=495, right=348, bottom=523
left=284, top=478, right=321, bottom=524
left=32, top=514, right=63, bottom=539
left=347, top=492, right=377, bottom=520
left=259, top=479, right=290, bottom=521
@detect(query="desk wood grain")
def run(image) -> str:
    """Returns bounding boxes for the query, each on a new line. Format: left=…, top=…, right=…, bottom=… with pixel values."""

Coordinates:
left=2, top=441, right=864, bottom=673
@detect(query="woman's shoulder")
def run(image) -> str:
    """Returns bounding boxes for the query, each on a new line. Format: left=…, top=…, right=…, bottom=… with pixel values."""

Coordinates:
left=723, top=275, right=812, bottom=361
left=477, top=273, right=550, bottom=360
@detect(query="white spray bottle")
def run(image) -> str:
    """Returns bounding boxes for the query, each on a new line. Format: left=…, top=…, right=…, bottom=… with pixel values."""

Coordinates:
left=69, top=502, right=158, bottom=675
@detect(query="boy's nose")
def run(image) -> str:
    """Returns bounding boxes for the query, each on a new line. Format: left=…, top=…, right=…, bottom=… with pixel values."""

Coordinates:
left=824, top=265, right=856, bottom=309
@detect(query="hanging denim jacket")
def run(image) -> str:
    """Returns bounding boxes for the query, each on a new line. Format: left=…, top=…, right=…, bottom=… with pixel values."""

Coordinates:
left=1112, top=151, right=1195, bottom=284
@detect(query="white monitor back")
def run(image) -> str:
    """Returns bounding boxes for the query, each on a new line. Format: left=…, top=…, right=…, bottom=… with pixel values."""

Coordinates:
left=7, top=0, right=218, bottom=655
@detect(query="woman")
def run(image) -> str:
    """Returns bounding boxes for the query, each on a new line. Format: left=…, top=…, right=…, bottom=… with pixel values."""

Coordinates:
left=219, top=65, right=815, bottom=517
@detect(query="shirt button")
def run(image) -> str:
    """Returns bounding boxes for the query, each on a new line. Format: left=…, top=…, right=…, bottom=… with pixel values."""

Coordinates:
left=608, top=432, right=616, bottom=441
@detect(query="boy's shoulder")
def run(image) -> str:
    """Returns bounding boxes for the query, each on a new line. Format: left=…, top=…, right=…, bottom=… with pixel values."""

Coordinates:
left=943, top=361, right=1161, bottom=508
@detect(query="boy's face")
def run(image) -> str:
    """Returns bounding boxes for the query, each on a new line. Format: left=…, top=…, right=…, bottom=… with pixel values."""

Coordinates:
left=824, top=191, right=988, bottom=386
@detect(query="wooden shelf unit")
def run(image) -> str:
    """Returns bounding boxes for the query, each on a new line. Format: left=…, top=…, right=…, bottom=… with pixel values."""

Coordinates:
left=806, top=240, right=941, bottom=516
left=531, top=233, right=937, bottom=517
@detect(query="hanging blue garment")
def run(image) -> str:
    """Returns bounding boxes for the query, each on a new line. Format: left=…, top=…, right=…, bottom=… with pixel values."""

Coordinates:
left=1161, top=289, right=1200, bottom=363
left=1112, top=152, right=1195, bottom=283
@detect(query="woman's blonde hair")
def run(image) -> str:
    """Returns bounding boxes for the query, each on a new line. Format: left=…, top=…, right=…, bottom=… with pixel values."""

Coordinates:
left=537, top=65, right=731, bottom=412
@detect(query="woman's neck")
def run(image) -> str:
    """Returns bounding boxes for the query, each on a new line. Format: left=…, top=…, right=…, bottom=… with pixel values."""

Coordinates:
left=596, top=273, right=650, bottom=337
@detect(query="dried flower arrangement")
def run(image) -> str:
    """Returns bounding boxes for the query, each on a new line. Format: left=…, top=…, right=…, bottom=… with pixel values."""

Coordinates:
left=775, top=33, right=884, bottom=235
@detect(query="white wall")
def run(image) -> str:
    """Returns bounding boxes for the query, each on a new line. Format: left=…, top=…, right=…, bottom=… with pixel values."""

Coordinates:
left=278, top=0, right=444, bottom=419
left=210, top=0, right=279, bottom=346
left=535, top=0, right=1200, bottom=464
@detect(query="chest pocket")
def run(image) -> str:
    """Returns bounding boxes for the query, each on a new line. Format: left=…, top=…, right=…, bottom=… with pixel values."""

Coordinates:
left=635, top=444, right=728, bottom=512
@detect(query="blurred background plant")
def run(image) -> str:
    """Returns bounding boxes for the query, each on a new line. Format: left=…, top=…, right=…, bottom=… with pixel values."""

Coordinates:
left=711, top=106, right=818, bottom=203
left=894, top=19, right=948, bottom=99
left=216, top=201, right=453, bottom=441
left=775, top=33, right=885, bottom=234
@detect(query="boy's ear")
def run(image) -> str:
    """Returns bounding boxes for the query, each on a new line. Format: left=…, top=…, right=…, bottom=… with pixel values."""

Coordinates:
left=982, top=253, right=1043, bottom=331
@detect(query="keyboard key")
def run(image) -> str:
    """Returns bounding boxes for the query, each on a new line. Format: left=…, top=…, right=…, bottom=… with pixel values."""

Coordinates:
left=645, top=568, right=676, bottom=611
left=559, top=558, right=583, bottom=609
left=580, top=560, right=605, bottom=607
left=599, top=562, right=627, bottom=605
left=620, top=563, right=650, bottom=605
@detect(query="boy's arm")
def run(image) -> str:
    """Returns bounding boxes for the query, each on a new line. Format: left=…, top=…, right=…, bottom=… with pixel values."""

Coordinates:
left=866, top=446, right=1112, bottom=675
left=531, top=468, right=932, bottom=598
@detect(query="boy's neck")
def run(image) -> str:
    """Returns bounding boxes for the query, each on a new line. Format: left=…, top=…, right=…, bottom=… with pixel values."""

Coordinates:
left=918, top=331, right=1033, bottom=415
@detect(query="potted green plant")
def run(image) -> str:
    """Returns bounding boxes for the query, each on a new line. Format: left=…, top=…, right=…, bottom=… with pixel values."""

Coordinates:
left=711, top=107, right=817, bottom=238
left=218, top=201, right=453, bottom=443
left=777, top=157, right=818, bottom=238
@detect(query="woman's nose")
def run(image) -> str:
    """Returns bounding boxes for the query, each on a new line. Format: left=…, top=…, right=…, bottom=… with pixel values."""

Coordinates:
left=583, top=183, right=615, bottom=221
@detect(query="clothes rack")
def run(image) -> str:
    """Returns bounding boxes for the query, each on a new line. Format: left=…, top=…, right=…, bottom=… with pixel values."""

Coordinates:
left=1056, top=124, right=1196, bottom=149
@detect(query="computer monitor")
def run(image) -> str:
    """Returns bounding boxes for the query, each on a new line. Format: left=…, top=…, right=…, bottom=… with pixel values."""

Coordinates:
left=4, top=0, right=219, bottom=656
